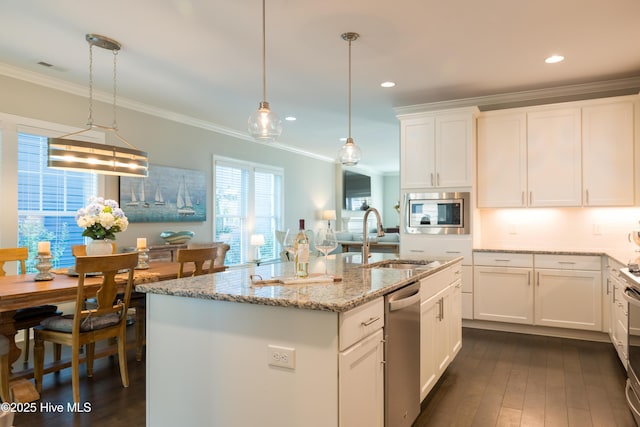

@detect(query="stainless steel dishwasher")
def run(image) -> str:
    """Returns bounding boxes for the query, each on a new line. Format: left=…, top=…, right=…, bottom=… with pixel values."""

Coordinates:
left=385, top=281, right=421, bottom=427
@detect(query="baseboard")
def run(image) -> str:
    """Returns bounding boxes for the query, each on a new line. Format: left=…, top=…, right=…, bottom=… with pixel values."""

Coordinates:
left=462, top=319, right=611, bottom=343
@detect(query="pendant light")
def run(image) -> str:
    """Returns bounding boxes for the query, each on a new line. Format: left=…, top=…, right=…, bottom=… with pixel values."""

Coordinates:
left=47, top=34, right=148, bottom=177
left=247, top=0, right=282, bottom=142
left=338, top=32, right=362, bottom=166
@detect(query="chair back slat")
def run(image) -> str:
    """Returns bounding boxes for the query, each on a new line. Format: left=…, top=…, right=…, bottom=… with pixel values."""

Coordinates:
left=176, top=247, right=217, bottom=278
left=0, top=247, right=28, bottom=276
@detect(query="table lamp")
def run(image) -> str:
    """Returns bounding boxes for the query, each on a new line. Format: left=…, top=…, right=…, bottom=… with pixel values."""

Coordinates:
left=322, top=210, right=336, bottom=229
left=250, top=234, right=265, bottom=265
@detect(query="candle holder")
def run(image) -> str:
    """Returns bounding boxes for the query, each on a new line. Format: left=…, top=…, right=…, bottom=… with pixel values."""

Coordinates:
left=135, top=248, right=149, bottom=270
left=34, top=254, right=55, bottom=281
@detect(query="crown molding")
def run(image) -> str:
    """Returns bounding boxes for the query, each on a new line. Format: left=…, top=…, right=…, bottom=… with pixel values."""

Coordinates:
left=0, top=62, right=335, bottom=163
left=394, top=76, right=640, bottom=115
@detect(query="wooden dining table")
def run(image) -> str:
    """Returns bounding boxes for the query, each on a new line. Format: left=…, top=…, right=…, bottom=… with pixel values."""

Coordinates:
left=0, top=261, right=226, bottom=402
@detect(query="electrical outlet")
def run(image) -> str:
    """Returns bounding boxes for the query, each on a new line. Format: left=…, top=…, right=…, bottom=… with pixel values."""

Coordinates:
left=593, top=224, right=602, bottom=235
left=267, top=345, right=296, bottom=369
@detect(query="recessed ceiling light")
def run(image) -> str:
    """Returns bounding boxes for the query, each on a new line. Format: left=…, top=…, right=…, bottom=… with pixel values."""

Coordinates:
left=285, top=116, right=296, bottom=121
left=545, top=55, right=564, bottom=64
left=381, top=81, right=396, bottom=88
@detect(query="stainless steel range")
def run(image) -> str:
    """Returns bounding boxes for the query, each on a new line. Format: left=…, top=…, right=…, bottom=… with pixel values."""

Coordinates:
left=621, top=265, right=640, bottom=425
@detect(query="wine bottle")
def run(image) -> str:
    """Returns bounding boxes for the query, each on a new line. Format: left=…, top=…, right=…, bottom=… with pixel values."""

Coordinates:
left=294, top=219, right=309, bottom=278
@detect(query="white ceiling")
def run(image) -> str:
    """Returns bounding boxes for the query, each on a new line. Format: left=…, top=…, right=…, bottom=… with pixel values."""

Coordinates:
left=2, top=0, right=640, bottom=173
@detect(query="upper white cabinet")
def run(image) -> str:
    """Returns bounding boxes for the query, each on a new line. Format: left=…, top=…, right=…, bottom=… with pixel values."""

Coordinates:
left=400, top=107, right=478, bottom=189
left=582, top=101, right=635, bottom=206
left=527, top=107, right=582, bottom=207
left=476, top=112, right=527, bottom=207
left=476, top=96, right=637, bottom=208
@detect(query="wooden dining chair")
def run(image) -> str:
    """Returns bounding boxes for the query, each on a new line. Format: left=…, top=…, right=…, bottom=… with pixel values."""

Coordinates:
left=187, top=242, right=230, bottom=271
left=0, top=247, right=61, bottom=365
left=176, top=247, right=218, bottom=278
left=0, top=335, right=10, bottom=403
left=33, top=252, right=139, bottom=404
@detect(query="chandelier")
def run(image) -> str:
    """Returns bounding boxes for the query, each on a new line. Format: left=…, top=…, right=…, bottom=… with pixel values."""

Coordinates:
left=47, top=34, right=148, bottom=177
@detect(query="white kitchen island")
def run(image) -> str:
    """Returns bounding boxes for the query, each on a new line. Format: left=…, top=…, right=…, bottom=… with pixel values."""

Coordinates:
left=136, top=253, right=462, bottom=427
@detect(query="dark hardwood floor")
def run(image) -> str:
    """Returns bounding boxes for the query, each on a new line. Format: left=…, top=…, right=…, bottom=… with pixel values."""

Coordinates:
left=11, top=326, right=146, bottom=427
left=8, top=327, right=636, bottom=427
left=414, top=328, right=635, bottom=427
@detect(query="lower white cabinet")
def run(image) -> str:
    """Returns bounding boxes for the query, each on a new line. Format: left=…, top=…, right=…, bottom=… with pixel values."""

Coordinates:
left=419, top=261, right=462, bottom=401
left=338, top=297, right=385, bottom=427
left=607, top=257, right=628, bottom=368
left=473, top=252, right=534, bottom=324
left=339, top=328, right=384, bottom=427
left=473, top=252, right=602, bottom=332
left=534, top=267, right=601, bottom=330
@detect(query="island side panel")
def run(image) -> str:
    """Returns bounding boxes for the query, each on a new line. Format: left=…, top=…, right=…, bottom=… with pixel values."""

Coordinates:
left=146, top=293, right=339, bottom=427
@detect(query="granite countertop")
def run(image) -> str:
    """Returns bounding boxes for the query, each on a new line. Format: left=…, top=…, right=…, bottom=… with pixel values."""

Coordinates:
left=474, top=247, right=640, bottom=267
left=135, top=253, right=462, bottom=312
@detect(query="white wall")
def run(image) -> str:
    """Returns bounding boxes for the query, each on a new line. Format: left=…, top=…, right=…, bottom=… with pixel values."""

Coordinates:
left=0, top=75, right=336, bottom=249
left=475, top=207, right=640, bottom=257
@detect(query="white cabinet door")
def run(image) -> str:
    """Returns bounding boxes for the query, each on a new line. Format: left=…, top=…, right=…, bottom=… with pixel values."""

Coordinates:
left=448, top=279, right=462, bottom=356
left=473, top=266, right=534, bottom=324
left=339, top=328, right=384, bottom=427
left=527, top=107, right=582, bottom=207
left=435, top=113, right=474, bottom=188
left=400, top=117, right=435, bottom=188
left=420, top=287, right=448, bottom=401
left=534, top=269, right=602, bottom=331
left=582, top=100, right=635, bottom=206
left=476, top=112, right=527, bottom=207
left=400, top=108, right=476, bottom=189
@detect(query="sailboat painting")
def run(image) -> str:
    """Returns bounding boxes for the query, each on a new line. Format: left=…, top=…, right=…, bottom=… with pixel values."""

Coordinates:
left=119, top=164, right=206, bottom=223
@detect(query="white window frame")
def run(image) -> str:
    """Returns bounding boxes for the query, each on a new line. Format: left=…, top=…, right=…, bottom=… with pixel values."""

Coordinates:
left=213, top=156, right=284, bottom=266
left=0, top=112, right=105, bottom=271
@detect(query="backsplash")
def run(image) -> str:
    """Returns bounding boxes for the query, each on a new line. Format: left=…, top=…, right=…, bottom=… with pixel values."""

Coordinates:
left=475, top=207, right=640, bottom=252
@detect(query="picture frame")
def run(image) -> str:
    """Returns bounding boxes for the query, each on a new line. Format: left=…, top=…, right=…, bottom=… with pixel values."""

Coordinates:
left=119, top=164, right=206, bottom=223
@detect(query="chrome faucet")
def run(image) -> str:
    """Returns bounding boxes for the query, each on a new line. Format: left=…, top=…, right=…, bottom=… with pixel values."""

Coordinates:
left=362, top=207, right=385, bottom=264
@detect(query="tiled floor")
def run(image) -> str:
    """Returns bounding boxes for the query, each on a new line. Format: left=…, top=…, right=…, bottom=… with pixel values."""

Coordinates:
left=414, top=328, right=635, bottom=427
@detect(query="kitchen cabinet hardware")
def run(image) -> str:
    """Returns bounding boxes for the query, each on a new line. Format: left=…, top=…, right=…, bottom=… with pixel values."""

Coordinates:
left=361, top=317, right=380, bottom=327
left=558, top=261, right=576, bottom=265
left=585, top=189, right=590, bottom=204
left=527, top=271, right=531, bottom=286
left=494, top=259, right=511, bottom=262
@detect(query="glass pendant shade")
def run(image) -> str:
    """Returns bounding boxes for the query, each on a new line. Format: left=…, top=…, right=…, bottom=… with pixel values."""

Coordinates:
left=338, top=137, right=362, bottom=166
left=248, top=101, right=282, bottom=142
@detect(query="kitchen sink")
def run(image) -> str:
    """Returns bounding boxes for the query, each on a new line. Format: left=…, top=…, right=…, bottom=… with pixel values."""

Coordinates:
left=376, top=262, right=423, bottom=270
left=363, top=259, right=440, bottom=270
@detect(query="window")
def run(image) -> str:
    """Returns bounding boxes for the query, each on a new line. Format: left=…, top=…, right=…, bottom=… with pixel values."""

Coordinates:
left=214, top=158, right=283, bottom=265
left=17, top=132, right=97, bottom=271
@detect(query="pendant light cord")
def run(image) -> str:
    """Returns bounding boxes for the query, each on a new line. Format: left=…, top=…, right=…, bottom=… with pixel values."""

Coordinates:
left=262, top=0, right=267, bottom=102
left=348, top=37, right=352, bottom=140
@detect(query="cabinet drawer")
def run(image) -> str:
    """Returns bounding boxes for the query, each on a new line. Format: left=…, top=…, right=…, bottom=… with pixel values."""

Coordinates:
left=474, top=252, right=533, bottom=268
left=535, top=254, right=601, bottom=271
left=421, top=263, right=461, bottom=301
left=339, top=297, right=384, bottom=351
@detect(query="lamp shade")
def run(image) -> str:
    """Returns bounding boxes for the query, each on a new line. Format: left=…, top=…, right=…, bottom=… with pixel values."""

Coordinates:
left=322, top=210, right=337, bottom=221
left=338, top=138, right=362, bottom=166
left=248, top=102, right=282, bottom=142
left=250, top=234, right=265, bottom=246
left=48, top=138, right=148, bottom=177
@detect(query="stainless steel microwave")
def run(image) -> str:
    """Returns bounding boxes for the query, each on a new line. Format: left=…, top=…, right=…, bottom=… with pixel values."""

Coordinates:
left=404, top=192, right=470, bottom=235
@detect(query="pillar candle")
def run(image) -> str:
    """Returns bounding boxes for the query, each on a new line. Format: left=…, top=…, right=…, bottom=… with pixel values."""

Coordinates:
left=37, top=241, right=50, bottom=255
left=137, top=238, right=147, bottom=250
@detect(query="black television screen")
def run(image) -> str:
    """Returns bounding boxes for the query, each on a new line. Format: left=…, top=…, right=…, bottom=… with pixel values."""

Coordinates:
left=343, top=170, right=371, bottom=210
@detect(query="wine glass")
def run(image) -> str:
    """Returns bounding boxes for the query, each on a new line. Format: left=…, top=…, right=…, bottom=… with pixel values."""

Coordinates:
left=315, top=228, right=338, bottom=277
left=283, top=229, right=298, bottom=266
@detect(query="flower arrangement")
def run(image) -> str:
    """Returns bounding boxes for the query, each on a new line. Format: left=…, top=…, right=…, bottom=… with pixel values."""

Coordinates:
left=75, top=197, right=129, bottom=240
